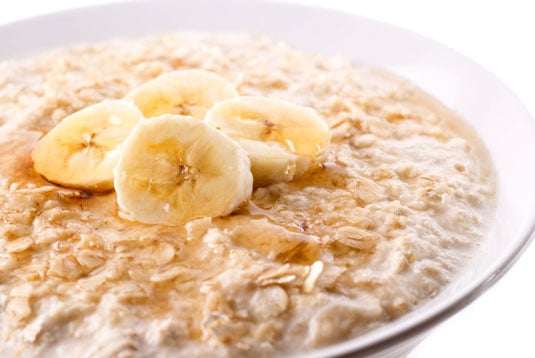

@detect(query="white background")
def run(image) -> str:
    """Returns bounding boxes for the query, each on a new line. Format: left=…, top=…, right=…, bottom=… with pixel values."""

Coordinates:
left=1, top=1, right=534, bottom=357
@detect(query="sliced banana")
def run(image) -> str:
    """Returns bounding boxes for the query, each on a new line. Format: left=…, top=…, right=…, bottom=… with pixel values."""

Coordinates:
left=31, top=100, right=143, bottom=191
left=114, top=114, right=253, bottom=226
left=205, top=96, right=330, bottom=185
left=125, top=69, right=238, bottom=119
left=238, top=140, right=311, bottom=186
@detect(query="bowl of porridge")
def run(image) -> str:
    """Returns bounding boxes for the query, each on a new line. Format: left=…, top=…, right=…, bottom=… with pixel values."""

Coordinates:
left=0, top=1, right=534, bottom=357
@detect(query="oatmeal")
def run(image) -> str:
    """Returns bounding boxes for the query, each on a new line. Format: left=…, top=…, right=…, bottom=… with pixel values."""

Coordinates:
left=0, top=34, right=495, bottom=357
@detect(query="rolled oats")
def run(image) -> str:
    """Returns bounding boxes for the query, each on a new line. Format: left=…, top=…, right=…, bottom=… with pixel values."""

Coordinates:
left=0, top=33, right=495, bottom=357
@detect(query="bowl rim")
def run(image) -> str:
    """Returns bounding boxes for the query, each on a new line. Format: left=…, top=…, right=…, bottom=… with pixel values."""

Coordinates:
left=1, top=0, right=535, bottom=357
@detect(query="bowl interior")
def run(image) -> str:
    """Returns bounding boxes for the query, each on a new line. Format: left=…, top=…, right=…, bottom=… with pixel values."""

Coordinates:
left=1, top=0, right=534, bottom=356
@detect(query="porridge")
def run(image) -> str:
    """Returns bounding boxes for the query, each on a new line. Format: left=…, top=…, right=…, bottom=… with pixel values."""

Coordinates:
left=0, top=33, right=495, bottom=357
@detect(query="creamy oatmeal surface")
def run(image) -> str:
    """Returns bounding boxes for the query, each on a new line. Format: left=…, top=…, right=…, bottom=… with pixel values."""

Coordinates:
left=0, top=34, right=495, bottom=357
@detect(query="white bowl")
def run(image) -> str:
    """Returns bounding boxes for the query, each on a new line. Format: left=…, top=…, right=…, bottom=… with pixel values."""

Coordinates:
left=1, top=1, right=534, bottom=357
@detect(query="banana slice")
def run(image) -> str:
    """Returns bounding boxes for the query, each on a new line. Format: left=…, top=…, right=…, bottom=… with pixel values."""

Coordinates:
left=205, top=96, right=330, bottom=185
left=31, top=100, right=143, bottom=191
left=125, top=69, right=238, bottom=119
left=114, top=114, right=253, bottom=226
left=237, top=140, right=311, bottom=186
